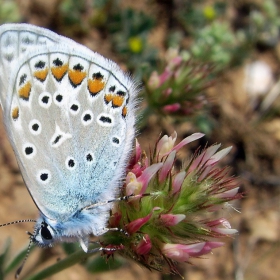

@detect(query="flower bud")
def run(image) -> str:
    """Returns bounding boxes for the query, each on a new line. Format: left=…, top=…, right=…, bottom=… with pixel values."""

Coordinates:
left=134, top=234, right=152, bottom=255
left=160, top=214, right=186, bottom=226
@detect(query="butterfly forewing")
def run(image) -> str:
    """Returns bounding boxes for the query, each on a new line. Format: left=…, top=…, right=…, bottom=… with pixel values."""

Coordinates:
left=0, top=24, right=75, bottom=107
left=3, top=42, right=136, bottom=222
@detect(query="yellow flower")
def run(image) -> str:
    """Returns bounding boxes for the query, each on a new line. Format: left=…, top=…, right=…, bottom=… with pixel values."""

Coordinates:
left=203, top=6, right=216, bottom=20
left=128, top=36, right=143, bottom=53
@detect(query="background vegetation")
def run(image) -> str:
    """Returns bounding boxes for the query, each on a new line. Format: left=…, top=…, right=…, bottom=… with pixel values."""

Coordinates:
left=0, top=0, right=279, bottom=279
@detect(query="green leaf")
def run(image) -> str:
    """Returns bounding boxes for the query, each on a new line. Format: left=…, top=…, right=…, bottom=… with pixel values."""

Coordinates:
left=61, top=242, right=80, bottom=255
left=26, top=249, right=91, bottom=280
left=86, top=255, right=125, bottom=273
left=4, top=243, right=35, bottom=275
left=0, top=239, right=11, bottom=278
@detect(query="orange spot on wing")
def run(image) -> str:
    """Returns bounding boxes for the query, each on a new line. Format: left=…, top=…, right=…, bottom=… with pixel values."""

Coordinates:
left=104, top=93, right=113, bottom=104
left=12, top=107, right=19, bottom=120
left=68, top=69, right=86, bottom=87
left=51, top=64, right=68, bottom=81
left=18, top=81, right=31, bottom=100
left=88, top=78, right=105, bottom=96
left=112, top=96, right=124, bottom=108
left=122, top=106, right=127, bottom=118
left=34, top=68, right=48, bottom=82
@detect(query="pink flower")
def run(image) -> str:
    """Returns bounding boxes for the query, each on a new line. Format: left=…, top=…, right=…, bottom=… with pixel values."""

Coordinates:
left=126, top=208, right=159, bottom=234
left=215, top=187, right=239, bottom=199
left=163, top=103, right=181, bottom=113
left=134, top=234, right=152, bottom=255
left=161, top=242, right=224, bottom=262
left=126, top=213, right=153, bottom=234
left=167, top=56, right=182, bottom=70
left=189, top=145, right=232, bottom=174
left=135, top=139, right=142, bottom=162
left=159, top=151, right=176, bottom=182
left=128, top=139, right=148, bottom=177
left=129, top=163, right=143, bottom=178
left=157, top=132, right=204, bottom=158
left=172, top=171, right=186, bottom=194
left=190, top=242, right=224, bottom=257
left=126, top=172, right=143, bottom=196
left=126, top=163, right=163, bottom=196
left=188, top=145, right=232, bottom=181
left=158, top=69, right=172, bottom=86
left=160, top=214, right=186, bottom=226
left=109, top=210, right=122, bottom=228
left=207, top=218, right=238, bottom=235
left=148, top=71, right=160, bottom=89
left=157, top=131, right=177, bottom=157
left=163, top=87, right=173, bottom=97
left=165, top=48, right=180, bottom=64
left=171, top=133, right=204, bottom=154
left=98, top=131, right=241, bottom=276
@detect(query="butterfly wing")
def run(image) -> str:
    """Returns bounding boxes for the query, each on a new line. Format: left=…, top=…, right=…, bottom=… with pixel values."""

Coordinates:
left=0, top=23, right=76, bottom=107
left=1, top=25, right=137, bottom=223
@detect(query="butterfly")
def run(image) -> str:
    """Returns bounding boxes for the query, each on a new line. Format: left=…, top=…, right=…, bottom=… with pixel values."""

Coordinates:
left=0, top=23, right=137, bottom=259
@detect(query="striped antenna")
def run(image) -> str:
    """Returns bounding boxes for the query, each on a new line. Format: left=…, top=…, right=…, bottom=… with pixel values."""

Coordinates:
left=0, top=219, right=37, bottom=278
left=0, top=219, right=36, bottom=227
left=15, top=231, right=35, bottom=279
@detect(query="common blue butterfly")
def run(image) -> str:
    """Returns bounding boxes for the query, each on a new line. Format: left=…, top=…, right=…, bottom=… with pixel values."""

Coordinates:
left=0, top=23, right=137, bottom=262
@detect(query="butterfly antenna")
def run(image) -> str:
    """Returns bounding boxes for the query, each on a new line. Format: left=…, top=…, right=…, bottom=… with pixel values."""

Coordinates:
left=0, top=219, right=37, bottom=228
left=0, top=219, right=36, bottom=279
left=15, top=231, right=35, bottom=279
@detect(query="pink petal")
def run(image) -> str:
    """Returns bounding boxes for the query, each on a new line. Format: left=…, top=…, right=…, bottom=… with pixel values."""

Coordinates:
left=109, top=211, right=122, bottom=228
left=215, top=187, right=239, bottom=199
left=138, top=163, right=163, bottom=194
left=126, top=212, right=153, bottom=234
left=135, top=139, right=141, bottom=162
left=163, top=103, right=180, bottom=113
left=135, top=234, right=152, bottom=255
left=161, top=243, right=190, bottom=262
left=212, top=228, right=238, bottom=235
left=207, top=218, right=231, bottom=228
left=172, top=171, right=186, bottom=194
left=206, top=146, right=232, bottom=166
left=159, top=69, right=172, bottom=86
left=189, top=144, right=221, bottom=173
left=157, top=131, right=177, bottom=156
left=160, top=214, right=186, bottom=226
left=159, top=151, right=176, bottom=182
left=181, top=243, right=205, bottom=255
left=171, top=133, right=204, bottom=154
left=191, top=242, right=224, bottom=257
left=148, top=71, right=160, bottom=89
left=207, top=218, right=238, bottom=235
left=126, top=172, right=143, bottom=196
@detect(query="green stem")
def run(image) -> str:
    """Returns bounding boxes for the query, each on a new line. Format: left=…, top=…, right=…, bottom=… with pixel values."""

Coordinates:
left=27, top=250, right=94, bottom=280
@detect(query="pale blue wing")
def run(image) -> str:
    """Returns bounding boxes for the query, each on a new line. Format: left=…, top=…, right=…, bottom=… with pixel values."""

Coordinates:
left=1, top=29, right=137, bottom=223
left=0, top=23, right=76, bottom=107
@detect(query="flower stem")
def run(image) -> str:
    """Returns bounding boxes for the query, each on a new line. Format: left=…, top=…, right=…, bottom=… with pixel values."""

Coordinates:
left=27, top=249, right=92, bottom=280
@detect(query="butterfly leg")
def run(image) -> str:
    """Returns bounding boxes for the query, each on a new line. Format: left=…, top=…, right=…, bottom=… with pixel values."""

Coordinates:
left=106, top=193, right=151, bottom=204
left=79, top=237, right=123, bottom=254
left=84, top=193, right=151, bottom=211
left=79, top=238, right=101, bottom=253
left=94, top=227, right=129, bottom=236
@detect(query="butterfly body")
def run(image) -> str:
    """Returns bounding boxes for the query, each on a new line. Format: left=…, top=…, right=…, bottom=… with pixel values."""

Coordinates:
left=0, top=24, right=137, bottom=249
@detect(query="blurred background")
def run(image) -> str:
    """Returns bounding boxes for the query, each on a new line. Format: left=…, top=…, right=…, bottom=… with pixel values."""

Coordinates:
left=0, top=0, right=279, bottom=279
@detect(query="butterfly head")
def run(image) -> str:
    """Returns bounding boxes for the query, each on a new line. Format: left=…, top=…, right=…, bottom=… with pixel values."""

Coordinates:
left=32, top=219, right=57, bottom=248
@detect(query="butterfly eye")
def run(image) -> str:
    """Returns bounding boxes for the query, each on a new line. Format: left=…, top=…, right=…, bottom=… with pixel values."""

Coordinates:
left=41, top=222, right=53, bottom=240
